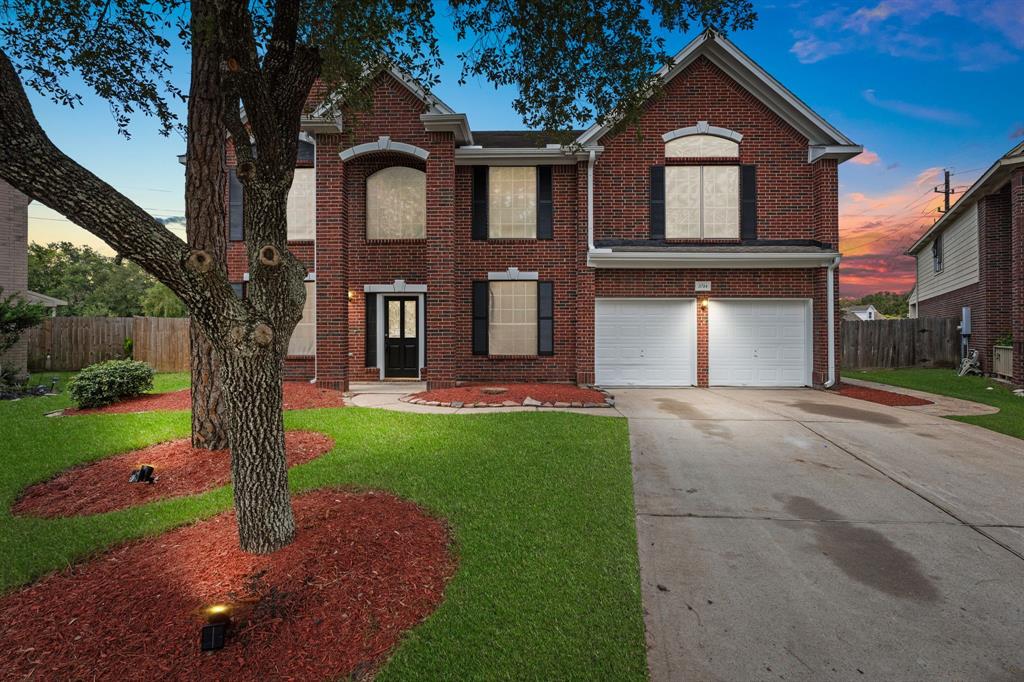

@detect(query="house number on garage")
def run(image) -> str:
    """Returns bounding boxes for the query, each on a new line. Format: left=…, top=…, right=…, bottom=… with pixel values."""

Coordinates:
left=695, top=281, right=712, bottom=292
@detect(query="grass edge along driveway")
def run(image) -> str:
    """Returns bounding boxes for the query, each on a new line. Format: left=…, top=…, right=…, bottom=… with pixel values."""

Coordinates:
left=0, top=376, right=648, bottom=681
left=848, top=367, right=1024, bottom=440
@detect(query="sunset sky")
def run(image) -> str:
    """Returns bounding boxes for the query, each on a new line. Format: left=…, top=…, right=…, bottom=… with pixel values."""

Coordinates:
left=21, top=0, right=1024, bottom=297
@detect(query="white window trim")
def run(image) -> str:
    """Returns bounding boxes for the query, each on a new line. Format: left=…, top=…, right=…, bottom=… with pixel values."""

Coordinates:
left=662, top=121, right=743, bottom=144
left=339, top=136, right=429, bottom=162
left=363, top=280, right=427, bottom=293
left=487, top=267, right=539, bottom=281
left=243, top=272, right=316, bottom=282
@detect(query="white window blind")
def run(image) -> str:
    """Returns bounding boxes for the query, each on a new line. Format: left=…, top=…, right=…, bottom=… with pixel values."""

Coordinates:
left=286, top=168, right=316, bottom=241
left=366, top=166, right=426, bottom=239
left=287, top=282, right=316, bottom=356
left=489, top=167, right=537, bottom=239
left=488, top=281, right=538, bottom=355
left=665, top=134, right=739, bottom=158
left=665, top=166, right=739, bottom=239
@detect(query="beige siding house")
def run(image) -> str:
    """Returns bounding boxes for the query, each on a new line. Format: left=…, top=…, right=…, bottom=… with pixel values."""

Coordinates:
left=914, top=204, right=979, bottom=301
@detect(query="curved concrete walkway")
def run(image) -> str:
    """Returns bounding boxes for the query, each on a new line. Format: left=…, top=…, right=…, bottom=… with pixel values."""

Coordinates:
left=346, top=382, right=622, bottom=416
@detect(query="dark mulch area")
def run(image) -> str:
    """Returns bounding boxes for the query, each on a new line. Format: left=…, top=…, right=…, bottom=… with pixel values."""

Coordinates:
left=13, top=431, right=335, bottom=518
left=0, top=489, right=455, bottom=681
left=406, top=382, right=609, bottom=407
left=836, top=383, right=933, bottom=407
left=66, top=382, right=345, bottom=415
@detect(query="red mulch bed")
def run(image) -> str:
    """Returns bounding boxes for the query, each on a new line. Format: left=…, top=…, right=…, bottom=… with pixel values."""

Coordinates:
left=13, top=431, right=335, bottom=519
left=406, top=382, right=609, bottom=407
left=836, top=383, right=933, bottom=407
left=66, top=382, right=345, bottom=415
left=0, top=489, right=455, bottom=681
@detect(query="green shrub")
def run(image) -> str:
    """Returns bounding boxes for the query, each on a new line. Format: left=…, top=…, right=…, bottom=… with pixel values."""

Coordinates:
left=68, top=360, right=154, bottom=408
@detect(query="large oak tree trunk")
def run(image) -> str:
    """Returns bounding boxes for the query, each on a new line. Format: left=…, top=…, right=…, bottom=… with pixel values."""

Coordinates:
left=186, top=0, right=229, bottom=450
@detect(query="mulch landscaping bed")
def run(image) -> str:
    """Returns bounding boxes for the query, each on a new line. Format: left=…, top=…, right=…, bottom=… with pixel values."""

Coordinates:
left=403, top=383, right=612, bottom=408
left=66, top=382, right=345, bottom=415
left=13, top=431, right=335, bottom=518
left=836, top=383, right=933, bottom=407
left=0, top=489, right=455, bottom=681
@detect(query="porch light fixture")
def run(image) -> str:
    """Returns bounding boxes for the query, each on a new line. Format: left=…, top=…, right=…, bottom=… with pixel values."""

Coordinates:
left=347, top=289, right=354, bottom=300
left=200, top=604, right=232, bottom=652
left=700, top=299, right=709, bottom=309
left=128, top=464, right=156, bottom=484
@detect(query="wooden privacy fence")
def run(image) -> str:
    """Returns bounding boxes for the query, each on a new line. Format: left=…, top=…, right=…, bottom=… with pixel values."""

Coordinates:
left=25, top=317, right=190, bottom=372
left=841, top=317, right=960, bottom=370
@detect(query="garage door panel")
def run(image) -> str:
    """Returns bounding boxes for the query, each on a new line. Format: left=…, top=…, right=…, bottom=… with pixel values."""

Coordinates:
left=709, top=300, right=810, bottom=387
left=595, top=299, right=695, bottom=386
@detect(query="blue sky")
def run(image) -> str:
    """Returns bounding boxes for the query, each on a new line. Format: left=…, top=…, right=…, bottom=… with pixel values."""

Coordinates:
left=24, top=0, right=1024, bottom=296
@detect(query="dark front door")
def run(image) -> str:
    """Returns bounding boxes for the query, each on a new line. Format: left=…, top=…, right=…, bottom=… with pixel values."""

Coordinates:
left=384, top=296, right=419, bottom=378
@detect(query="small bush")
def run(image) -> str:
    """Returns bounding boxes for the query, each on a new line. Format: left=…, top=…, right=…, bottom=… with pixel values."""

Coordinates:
left=68, top=360, right=154, bottom=408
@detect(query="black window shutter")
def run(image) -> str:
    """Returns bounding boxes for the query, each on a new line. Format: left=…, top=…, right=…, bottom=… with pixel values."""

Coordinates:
left=297, top=140, right=315, bottom=165
left=364, top=293, right=377, bottom=367
left=471, top=166, right=489, bottom=240
left=228, top=169, right=244, bottom=241
left=650, top=165, right=665, bottom=240
left=472, top=281, right=489, bottom=355
left=740, top=165, right=757, bottom=241
left=537, top=166, right=553, bottom=239
left=538, top=281, right=554, bottom=356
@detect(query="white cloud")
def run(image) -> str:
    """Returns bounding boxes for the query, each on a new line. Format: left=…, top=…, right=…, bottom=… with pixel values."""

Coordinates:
left=790, top=32, right=846, bottom=63
left=862, top=89, right=975, bottom=126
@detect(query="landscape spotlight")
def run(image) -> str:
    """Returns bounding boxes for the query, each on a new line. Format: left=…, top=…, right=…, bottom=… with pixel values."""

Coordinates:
left=200, top=604, right=232, bottom=652
left=128, top=464, right=156, bottom=484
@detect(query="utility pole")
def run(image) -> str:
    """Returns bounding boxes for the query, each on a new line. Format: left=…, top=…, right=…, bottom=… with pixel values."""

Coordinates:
left=934, top=169, right=954, bottom=213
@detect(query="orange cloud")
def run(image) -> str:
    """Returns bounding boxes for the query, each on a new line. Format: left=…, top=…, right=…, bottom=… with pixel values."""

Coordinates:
left=850, top=149, right=880, bottom=165
left=839, top=166, right=956, bottom=297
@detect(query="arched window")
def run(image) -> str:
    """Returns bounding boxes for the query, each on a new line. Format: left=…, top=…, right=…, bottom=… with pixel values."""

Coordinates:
left=366, top=166, right=426, bottom=239
left=664, top=134, right=739, bottom=158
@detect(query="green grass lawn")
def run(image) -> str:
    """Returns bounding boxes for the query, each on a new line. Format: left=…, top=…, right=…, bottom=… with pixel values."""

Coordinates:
left=848, top=367, right=1024, bottom=440
left=0, top=374, right=647, bottom=680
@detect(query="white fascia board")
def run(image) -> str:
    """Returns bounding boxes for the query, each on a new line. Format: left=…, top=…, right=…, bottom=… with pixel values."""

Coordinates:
left=300, top=115, right=343, bottom=134
left=587, top=250, right=841, bottom=269
left=364, top=281, right=428, bottom=293
left=906, top=154, right=1024, bottom=255
left=420, top=113, right=474, bottom=145
left=576, top=30, right=857, bottom=151
left=808, top=144, right=864, bottom=163
left=487, top=268, right=539, bottom=281
left=455, top=146, right=602, bottom=166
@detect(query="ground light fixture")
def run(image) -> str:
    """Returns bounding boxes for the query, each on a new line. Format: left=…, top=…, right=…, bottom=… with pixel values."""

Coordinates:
left=128, top=464, right=156, bottom=484
left=200, top=604, right=232, bottom=651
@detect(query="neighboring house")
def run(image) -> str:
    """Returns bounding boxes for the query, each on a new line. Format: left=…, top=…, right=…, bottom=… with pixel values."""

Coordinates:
left=907, top=286, right=919, bottom=319
left=0, top=179, right=65, bottom=374
left=844, top=304, right=884, bottom=321
left=906, top=141, right=1024, bottom=384
left=225, top=30, right=860, bottom=389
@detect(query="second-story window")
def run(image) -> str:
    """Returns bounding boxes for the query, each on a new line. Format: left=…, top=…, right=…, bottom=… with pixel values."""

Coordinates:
left=932, top=235, right=943, bottom=272
left=489, top=167, right=537, bottom=238
left=366, top=166, right=426, bottom=239
left=664, top=134, right=739, bottom=239
left=287, top=168, right=316, bottom=240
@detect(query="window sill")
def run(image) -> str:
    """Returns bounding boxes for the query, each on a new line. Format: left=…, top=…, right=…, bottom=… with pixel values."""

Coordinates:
left=663, top=238, right=742, bottom=244
left=365, top=238, right=427, bottom=244
left=482, top=354, right=555, bottom=360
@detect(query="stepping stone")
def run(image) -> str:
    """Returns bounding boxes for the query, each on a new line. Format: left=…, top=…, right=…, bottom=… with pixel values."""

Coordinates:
left=523, top=397, right=542, bottom=406
left=501, top=400, right=518, bottom=407
left=451, top=401, right=464, bottom=408
left=554, top=401, right=570, bottom=408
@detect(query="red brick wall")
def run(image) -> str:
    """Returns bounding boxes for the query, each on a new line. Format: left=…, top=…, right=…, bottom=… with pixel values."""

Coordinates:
left=1011, top=169, right=1024, bottom=385
left=592, top=56, right=823, bottom=244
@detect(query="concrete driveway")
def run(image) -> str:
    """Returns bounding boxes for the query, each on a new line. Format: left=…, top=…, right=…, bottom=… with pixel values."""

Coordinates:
left=623, top=387, right=1024, bottom=681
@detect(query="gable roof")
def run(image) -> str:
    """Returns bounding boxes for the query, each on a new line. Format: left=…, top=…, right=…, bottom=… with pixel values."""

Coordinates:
left=575, top=29, right=861, bottom=161
left=906, top=139, right=1024, bottom=255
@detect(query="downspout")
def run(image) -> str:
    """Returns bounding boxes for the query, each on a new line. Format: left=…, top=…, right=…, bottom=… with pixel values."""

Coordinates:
left=824, top=255, right=841, bottom=388
left=587, top=149, right=596, bottom=251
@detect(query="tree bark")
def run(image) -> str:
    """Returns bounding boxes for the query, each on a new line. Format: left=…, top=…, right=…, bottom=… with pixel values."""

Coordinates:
left=186, top=0, right=229, bottom=449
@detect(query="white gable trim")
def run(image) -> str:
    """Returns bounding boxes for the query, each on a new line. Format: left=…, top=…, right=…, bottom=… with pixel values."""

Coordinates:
left=662, top=121, right=742, bottom=143
left=364, top=280, right=428, bottom=293
left=340, top=136, right=430, bottom=162
left=576, top=30, right=859, bottom=162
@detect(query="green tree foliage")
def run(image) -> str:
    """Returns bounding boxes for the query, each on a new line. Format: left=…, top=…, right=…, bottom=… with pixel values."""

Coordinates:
left=27, top=242, right=154, bottom=317
left=142, top=281, right=188, bottom=317
left=855, top=291, right=909, bottom=318
left=0, top=287, right=46, bottom=355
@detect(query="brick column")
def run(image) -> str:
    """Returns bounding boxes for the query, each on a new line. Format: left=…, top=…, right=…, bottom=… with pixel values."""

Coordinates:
left=314, top=133, right=349, bottom=390
left=811, top=158, right=840, bottom=387
left=423, top=133, right=456, bottom=388
left=977, top=187, right=1012, bottom=375
left=1011, top=168, right=1024, bottom=386
left=696, top=295, right=709, bottom=387
left=811, top=266, right=838, bottom=387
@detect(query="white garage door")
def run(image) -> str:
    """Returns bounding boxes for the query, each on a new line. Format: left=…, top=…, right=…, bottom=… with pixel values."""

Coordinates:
left=595, top=299, right=696, bottom=386
left=708, top=299, right=810, bottom=387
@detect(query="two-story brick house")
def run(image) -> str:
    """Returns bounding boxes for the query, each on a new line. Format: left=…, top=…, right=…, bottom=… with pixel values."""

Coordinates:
left=225, top=30, right=861, bottom=390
